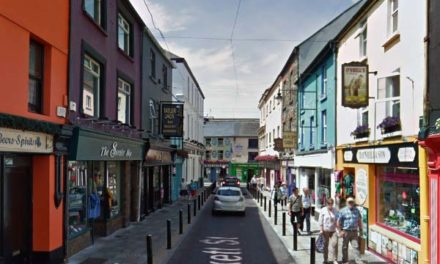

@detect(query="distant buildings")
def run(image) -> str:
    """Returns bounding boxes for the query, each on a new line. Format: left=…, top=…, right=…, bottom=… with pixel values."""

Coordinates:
left=203, top=118, right=259, bottom=183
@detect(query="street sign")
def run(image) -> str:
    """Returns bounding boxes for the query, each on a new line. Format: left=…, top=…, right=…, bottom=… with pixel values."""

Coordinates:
left=160, top=103, right=184, bottom=138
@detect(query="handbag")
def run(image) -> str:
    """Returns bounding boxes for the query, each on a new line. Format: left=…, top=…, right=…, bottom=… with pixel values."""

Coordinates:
left=315, top=233, right=325, bottom=253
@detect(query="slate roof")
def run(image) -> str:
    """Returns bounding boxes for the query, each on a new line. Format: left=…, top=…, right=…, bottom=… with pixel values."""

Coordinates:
left=203, top=119, right=259, bottom=137
left=297, top=0, right=367, bottom=76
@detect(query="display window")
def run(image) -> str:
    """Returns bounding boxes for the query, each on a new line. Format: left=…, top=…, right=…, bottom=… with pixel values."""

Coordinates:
left=153, top=166, right=160, bottom=190
left=107, top=161, right=121, bottom=218
left=377, top=166, right=420, bottom=240
left=68, top=161, right=88, bottom=237
left=316, top=169, right=331, bottom=209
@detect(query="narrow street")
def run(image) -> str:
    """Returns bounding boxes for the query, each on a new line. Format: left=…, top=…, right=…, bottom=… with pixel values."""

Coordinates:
left=167, top=190, right=294, bottom=264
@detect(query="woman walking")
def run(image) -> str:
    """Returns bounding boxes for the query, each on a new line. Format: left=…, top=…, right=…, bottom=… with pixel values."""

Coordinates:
left=318, top=198, right=339, bottom=264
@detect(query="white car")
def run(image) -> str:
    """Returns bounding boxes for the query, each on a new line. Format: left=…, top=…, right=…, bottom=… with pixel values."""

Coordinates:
left=212, top=186, right=246, bottom=216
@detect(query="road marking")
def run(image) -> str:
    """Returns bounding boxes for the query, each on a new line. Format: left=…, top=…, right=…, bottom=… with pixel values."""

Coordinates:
left=200, top=236, right=243, bottom=264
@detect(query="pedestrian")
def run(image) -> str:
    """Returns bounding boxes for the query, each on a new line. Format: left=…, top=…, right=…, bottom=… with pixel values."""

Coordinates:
left=280, top=183, right=288, bottom=210
left=337, top=196, right=365, bottom=264
left=301, top=187, right=313, bottom=234
left=271, top=182, right=281, bottom=207
left=288, top=187, right=303, bottom=235
left=318, top=198, right=339, bottom=264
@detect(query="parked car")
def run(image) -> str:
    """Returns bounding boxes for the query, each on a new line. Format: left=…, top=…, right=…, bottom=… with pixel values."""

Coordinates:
left=221, top=176, right=240, bottom=187
left=212, top=186, right=246, bottom=216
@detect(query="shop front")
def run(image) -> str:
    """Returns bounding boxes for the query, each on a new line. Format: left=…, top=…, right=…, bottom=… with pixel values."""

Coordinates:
left=66, top=128, right=145, bottom=257
left=294, top=150, right=334, bottom=215
left=229, top=162, right=260, bottom=183
left=142, top=146, right=173, bottom=217
left=204, top=160, right=230, bottom=183
left=0, top=125, right=67, bottom=263
left=337, top=142, right=421, bottom=263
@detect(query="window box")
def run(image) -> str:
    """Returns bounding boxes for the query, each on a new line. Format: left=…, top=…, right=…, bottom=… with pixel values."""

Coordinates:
left=351, top=125, right=370, bottom=139
left=378, top=116, right=401, bottom=134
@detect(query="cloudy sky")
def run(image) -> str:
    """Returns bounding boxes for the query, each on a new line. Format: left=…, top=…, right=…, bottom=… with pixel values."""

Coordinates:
left=130, top=0, right=358, bottom=118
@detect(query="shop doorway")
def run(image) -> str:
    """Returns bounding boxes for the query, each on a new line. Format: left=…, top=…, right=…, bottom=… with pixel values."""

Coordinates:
left=1, top=155, right=32, bottom=263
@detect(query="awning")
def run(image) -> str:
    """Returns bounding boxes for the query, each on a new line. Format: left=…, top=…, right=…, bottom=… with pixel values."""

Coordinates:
left=255, top=155, right=278, bottom=161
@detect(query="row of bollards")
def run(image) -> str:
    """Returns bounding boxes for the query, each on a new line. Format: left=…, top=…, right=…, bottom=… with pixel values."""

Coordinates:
left=145, top=187, right=212, bottom=264
left=251, top=188, right=316, bottom=264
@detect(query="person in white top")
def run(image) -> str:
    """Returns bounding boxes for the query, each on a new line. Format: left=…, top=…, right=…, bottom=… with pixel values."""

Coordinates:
left=301, top=188, right=313, bottom=234
left=318, top=197, right=339, bottom=264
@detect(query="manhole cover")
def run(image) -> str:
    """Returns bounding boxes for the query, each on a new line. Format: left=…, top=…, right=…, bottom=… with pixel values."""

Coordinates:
left=80, top=258, right=108, bottom=264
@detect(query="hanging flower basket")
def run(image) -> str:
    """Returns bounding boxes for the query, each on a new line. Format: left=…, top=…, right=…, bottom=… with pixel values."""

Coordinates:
left=377, top=116, right=401, bottom=134
left=351, top=125, right=370, bottom=139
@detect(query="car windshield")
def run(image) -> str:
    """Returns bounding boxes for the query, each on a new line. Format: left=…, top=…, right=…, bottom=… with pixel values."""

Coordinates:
left=217, top=189, right=241, bottom=196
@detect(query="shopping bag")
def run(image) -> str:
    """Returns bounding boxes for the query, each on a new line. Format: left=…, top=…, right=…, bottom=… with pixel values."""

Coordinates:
left=315, top=234, right=325, bottom=253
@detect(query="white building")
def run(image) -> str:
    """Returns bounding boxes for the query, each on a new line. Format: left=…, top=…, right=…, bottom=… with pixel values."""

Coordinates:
left=257, top=82, right=283, bottom=189
left=168, top=52, right=205, bottom=187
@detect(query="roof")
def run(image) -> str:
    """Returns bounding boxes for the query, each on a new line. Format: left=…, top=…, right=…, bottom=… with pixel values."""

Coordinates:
left=297, top=0, right=367, bottom=77
left=165, top=50, right=205, bottom=99
left=203, top=118, right=259, bottom=137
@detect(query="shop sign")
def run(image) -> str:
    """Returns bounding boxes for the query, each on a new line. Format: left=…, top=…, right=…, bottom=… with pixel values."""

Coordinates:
left=356, top=148, right=391, bottom=164
left=0, top=127, right=53, bottom=153
left=282, top=131, right=297, bottom=149
left=398, top=147, right=416, bottom=162
left=100, top=142, right=132, bottom=158
left=274, top=138, right=283, bottom=151
left=161, top=103, right=184, bottom=138
left=344, top=150, right=353, bottom=162
left=341, top=62, right=369, bottom=109
left=146, top=149, right=172, bottom=163
left=356, top=169, right=368, bottom=206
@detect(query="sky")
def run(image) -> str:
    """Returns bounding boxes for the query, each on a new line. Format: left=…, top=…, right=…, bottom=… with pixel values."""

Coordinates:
left=130, top=0, right=359, bottom=118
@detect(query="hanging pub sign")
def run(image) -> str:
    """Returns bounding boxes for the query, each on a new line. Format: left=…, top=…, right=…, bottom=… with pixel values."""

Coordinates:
left=274, top=138, right=283, bottom=151
left=282, top=131, right=297, bottom=149
left=161, top=103, right=184, bottom=138
left=342, top=62, right=369, bottom=108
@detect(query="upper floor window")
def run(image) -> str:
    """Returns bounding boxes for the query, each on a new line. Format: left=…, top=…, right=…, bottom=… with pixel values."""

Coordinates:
left=309, top=116, right=315, bottom=147
left=82, top=54, right=101, bottom=117
left=205, top=138, right=211, bottom=147
left=321, top=110, right=327, bottom=144
left=29, top=40, right=44, bottom=113
left=389, top=0, right=399, bottom=34
left=359, top=19, right=367, bottom=57
left=300, top=120, right=305, bottom=148
left=248, top=139, right=258, bottom=149
left=378, top=74, right=400, bottom=118
left=360, top=107, right=368, bottom=126
left=218, top=138, right=224, bottom=146
left=118, top=13, right=131, bottom=55
left=84, top=0, right=103, bottom=27
left=218, top=150, right=224, bottom=160
left=206, top=151, right=211, bottom=160
left=162, top=65, right=168, bottom=90
left=149, top=99, right=158, bottom=134
left=277, top=126, right=280, bottom=138
left=117, top=78, right=131, bottom=124
left=321, top=66, right=327, bottom=98
left=150, top=49, right=156, bottom=78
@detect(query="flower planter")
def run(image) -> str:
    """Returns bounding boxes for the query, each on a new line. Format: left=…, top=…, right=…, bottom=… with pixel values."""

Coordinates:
left=354, top=132, right=370, bottom=139
left=382, top=125, right=401, bottom=134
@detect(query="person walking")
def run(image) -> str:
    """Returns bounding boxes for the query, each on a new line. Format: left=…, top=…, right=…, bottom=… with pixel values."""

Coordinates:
left=271, top=183, right=281, bottom=207
left=318, top=198, right=339, bottom=264
left=337, top=197, right=365, bottom=264
left=288, top=187, right=303, bottom=235
left=302, top=187, right=313, bottom=234
left=280, top=183, right=288, bottom=210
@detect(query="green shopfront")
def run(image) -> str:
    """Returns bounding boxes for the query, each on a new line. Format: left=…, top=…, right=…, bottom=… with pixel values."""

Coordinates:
left=66, top=128, right=145, bottom=257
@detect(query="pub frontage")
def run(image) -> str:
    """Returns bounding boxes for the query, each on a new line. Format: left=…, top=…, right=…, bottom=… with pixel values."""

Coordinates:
left=336, top=141, right=422, bottom=263
left=66, top=127, right=145, bottom=257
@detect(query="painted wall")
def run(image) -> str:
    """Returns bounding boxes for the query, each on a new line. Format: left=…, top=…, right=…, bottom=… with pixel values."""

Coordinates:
left=298, top=53, right=336, bottom=152
left=69, top=0, right=143, bottom=128
left=259, top=86, right=282, bottom=156
left=336, top=1, right=426, bottom=145
left=0, top=0, right=68, bottom=124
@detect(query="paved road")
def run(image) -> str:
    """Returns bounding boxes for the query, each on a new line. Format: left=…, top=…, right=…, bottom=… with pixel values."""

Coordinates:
left=167, top=189, right=294, bottom=264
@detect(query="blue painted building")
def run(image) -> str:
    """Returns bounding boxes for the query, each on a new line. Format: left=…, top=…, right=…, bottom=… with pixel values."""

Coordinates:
left=295, top=0, right=366, bottom=213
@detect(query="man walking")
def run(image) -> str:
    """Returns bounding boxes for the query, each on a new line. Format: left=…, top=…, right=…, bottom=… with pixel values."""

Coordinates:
left=288, top=187, right=303, bottom=235
left=302, top=187, right=312, bottom=234
left=337, top=197, right=364, bottom=264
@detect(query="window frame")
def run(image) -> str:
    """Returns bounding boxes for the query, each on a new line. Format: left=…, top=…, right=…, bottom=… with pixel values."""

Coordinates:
left=309, top=116, right=315, bottom=147
left=83, top=0, right=105, bottom=28
left=82, top=54, right=101, bottom=117
left=28, top=40, right=44, bottom=114
left=321, top=110, right=327, bottom=145
left=117, top=77, right=132, bottom=125
left=389, top=0, right=399, bottom=35
left=321, top=66, right=328, bottom=98
left=377, top=74, right=400, bottom=118
left=300, top=120, right=305, bottom=149
left=359, top=19, right=368, bottom=58
left=117, top=12, right=131, bottom=56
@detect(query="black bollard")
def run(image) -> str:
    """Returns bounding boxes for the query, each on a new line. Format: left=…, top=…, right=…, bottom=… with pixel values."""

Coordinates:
left=310, top=237, right=316, bottom=264
left=179, top=210, right=183, bottom=234
left=201, top=193, right=204, bottom=206
left=146, top=234, right=153, bottom=264
left=282, top=212, right=286, bottom=236
left=198, top=195, right=201, bottom=210
left=167, top=219, right=171, bottom=249
left=293, top=221, right=298, bottom=251
left=260, top=193, right=263, bottom=207
left=264, top=197, right=267, bottom=212
left=269, top=200, right=272, bottom=217
left=193, top=199, right=197, bottom=216
left=257, top=190, right=260, bottom=202
left=274, top=204, right=278, bottom=225
left=187, top=203, right=191, bottom=224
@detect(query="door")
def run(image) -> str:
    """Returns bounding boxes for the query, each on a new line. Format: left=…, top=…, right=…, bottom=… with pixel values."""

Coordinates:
left=2, top=155, right=32, bottom=263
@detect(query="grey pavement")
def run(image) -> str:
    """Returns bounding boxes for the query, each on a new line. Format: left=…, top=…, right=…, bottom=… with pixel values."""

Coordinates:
left=254, top=189, right=388, bottom=264
left=68, top=187, right=210, bottom=264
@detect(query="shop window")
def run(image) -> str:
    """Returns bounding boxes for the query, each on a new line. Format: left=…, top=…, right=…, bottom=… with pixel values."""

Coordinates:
left=82, top=54, right=101, bottom=117
left=67, top=161, right=88, bottom=237
left=107, top=161, right=121, bottom=218
left=316, top=169, right=331, bottom=209
left=117, top=78, right=131, bottom=124
left=377, top=166, right=420, bottom=239
left=153, top=166, right=160, bottom=190
left=29, top=40, right=44, bottom=113
left=117, top=13, right=131, bottom=56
